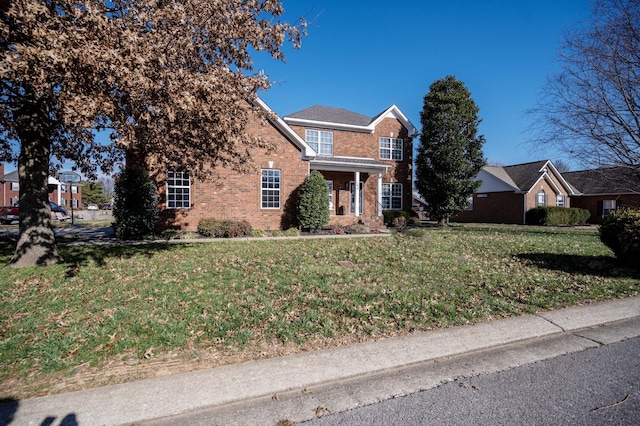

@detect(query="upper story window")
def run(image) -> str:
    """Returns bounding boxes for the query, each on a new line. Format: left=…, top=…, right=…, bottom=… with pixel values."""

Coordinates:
left=61, top=184, right=67, bottom=193
left=261, top=169, right=281, bottom=209
left=167, top=171, right=190, bottom=209
left=10, top=182, right=19, bottom=191
left=380, top=137, right=403, bottom=161
left=305, top=129, right=333, bottom=155
left=71, top=185, right=78, bottom=194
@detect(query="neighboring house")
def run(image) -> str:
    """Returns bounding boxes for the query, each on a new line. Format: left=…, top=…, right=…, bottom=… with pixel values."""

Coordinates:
left=144, top=98, right=417, bottom=232
left=0, top=164, right=82, bottom=208
left=453, top=160, right=576, bottom=224
left=563, top=166, right=640, bottom=224
left=411, top=191, right=429, bottom=219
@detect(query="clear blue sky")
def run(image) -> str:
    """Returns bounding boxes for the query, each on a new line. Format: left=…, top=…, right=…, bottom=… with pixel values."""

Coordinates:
left=256, top=0, right=592, bottom=167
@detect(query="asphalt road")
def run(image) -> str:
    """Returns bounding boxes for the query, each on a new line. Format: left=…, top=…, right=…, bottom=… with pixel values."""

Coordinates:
left=301, top=336, right=640, bottom=426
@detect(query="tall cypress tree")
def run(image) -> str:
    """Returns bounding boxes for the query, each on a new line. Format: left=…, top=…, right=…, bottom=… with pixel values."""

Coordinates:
left=416, top=76, right=486, bottom=224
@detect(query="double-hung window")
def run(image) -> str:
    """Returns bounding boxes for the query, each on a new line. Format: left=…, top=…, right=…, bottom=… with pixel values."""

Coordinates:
left=305, top=129, right=333, bottom=155
left=261, top=169, right=281, bottom=209
left=380, top=137, right=403, bottom=161
left=167, top=171, right=190, bottom=208
left=536, top=189, right=547, bottom=207
left=602, top=200, right=616, bottom=216
left=556, top=194, right=565, bottom=207
left=382, top=183, right=403, bottom=210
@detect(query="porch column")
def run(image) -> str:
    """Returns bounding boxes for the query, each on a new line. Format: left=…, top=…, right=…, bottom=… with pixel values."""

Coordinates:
left=57, top=183, right=62, bottom=205
left=354, top=171, right=360, bottom=217
left=377, top=173, right=383, bottom=216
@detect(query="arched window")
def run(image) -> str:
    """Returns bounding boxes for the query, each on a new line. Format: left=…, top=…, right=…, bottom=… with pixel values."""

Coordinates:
left=536, top=189, right=546, bottom=207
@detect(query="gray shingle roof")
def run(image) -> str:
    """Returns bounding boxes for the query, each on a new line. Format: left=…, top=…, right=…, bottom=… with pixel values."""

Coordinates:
left=563, top=167, right=640, bottom=194
left=502, top=160, right=549, bottom=191
left=286, top=105, right=373, bottom=126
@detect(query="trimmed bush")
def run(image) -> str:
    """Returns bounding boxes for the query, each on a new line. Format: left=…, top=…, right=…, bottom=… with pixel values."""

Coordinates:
left=526, top=207, right=591, bottom=226
left=197, top=219, right=252, bottom=238
left=283, top=228, right=300, bottom=237
left=297, top=171, right=330, bottom=232
left=599, top=208, right=640, bottom=267
left=392, top=216, right=407, bottom=228
left=113, top=167, right=159, bottom=240
left=382, top=210, right=416, bottom=226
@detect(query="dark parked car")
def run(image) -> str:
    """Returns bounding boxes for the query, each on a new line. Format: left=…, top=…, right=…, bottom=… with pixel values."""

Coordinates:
left=1, top=201, right=68, bottom=224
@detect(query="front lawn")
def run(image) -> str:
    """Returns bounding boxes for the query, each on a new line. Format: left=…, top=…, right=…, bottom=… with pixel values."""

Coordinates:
left=0, top=224, right=638, bottom=398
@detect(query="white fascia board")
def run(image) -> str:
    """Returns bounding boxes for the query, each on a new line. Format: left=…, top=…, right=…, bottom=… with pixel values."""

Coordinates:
left=371, top=105, right=419, bottom=137
left=283, top=117, right=373, bottom=134
left=48, top=176, right=61, bottom=185
left=253, top=97, right=317, bottom=160
left=544, top=161, right=578, bottom=195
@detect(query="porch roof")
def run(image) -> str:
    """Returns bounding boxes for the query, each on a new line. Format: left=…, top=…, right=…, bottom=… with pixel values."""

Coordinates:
left=309, top=155, right=390, bottom=174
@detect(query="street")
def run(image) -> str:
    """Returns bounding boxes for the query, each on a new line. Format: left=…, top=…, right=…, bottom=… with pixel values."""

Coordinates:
left=302, top=336, right=640, bottom=425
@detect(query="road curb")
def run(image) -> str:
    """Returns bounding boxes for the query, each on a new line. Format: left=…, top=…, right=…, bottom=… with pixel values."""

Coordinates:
left=6, top=296, right=640, bottom=426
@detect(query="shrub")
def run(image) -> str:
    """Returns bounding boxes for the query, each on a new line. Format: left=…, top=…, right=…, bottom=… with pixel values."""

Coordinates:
left=112, top=167, right=159, bottom=240
left=197, top=219, right=252, bottom=238
left=599, top=208, right=640, bottom=267
left=251, top=229, right=266, bottom=238
left=382, top=210, right=416, bottom=226
left=526, top=207, right=591, bottom=226
left=392, top=216, right=407, bottom=228
left=297, top=171, right=330, bottom=232
left=283, top=228, right=301, bottom=237
left=270, top=230, right=283, bottom=237
left=346, top=223, right=370, bottom=234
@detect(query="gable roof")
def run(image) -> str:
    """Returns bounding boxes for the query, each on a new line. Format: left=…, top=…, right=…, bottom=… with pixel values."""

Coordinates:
left=563, top=166, right=640, bottom=195
left=251, top=97, right=317, bottom=160
left=476, top=160, right=576, bottom=195
left=283, top=104, right=418, bottom=137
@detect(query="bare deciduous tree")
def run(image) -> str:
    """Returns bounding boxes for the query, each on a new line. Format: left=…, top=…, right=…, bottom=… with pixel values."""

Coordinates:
left=0, top=0, right=304, bottom=266
left=530, top=0, right=640, bottom=170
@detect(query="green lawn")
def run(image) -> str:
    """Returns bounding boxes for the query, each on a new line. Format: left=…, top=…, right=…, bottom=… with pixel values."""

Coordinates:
left=1, top=224, right=638, bottom=398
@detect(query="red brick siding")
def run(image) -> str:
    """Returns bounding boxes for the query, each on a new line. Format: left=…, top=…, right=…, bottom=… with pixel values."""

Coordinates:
left=289, top=117, right=413, bottom=222
left=454, top=192, right=525, bottom=224
left=154, top=112, right=309, bottom=232
left=570, top=194, right=640, bottom=224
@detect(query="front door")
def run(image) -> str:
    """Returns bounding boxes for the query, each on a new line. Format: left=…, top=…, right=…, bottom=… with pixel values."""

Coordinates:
left=350, top=181, right=364, bottom=214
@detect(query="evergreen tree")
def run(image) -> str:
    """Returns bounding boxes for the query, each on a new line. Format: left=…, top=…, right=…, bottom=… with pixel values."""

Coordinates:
left=113, top=168, right=159, bottom=240
left=416, top=76, right=486, bottom=224
left=297, top=171, right=330, bottom=232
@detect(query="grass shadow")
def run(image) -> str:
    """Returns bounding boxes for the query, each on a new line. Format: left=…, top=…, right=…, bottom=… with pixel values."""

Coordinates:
left=516, top=252, right=639, bottom=279
left=0, top=234, right=181, bottom=271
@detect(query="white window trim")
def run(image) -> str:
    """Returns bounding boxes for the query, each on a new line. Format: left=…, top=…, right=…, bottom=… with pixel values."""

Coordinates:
left=261, top=169, right=281, bottom=209
left=382, top=182, right=403, bottom=210
left=167, top=171, right=191, bottom=209
left=379, top=137, right=403, bottom=161
left=305, top=129, right=333, bottom=155
left=326, top=180, right=334, bottom=210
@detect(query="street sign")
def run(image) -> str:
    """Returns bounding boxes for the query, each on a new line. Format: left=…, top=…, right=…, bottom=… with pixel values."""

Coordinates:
left=59, top=171, right=81, bottom=183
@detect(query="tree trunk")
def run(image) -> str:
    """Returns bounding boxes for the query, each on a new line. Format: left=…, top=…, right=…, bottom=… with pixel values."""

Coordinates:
left=10, top=91, right=62, bottom=267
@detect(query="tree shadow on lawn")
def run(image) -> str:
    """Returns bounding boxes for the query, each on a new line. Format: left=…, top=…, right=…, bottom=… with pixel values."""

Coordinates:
left=517, top=252, right=639, bottom=279
left=0, top=235, right=180, bottom=272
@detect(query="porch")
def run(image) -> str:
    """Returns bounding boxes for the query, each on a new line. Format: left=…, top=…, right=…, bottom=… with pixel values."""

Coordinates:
left=311, top=155, right=390, bottom=229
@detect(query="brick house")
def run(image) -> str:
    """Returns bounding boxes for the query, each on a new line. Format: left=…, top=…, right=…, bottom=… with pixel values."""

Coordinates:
left=0, top=164, right=82, bottom=209
left=453, top=160, right=576, bottom=224
left=563, top=166, right=640, bottom=224
left=147, top=98, right=417, bottom=232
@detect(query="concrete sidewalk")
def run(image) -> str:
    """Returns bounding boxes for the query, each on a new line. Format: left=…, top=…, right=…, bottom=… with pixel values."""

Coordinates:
left=3, top=296, right=640, bottom=426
